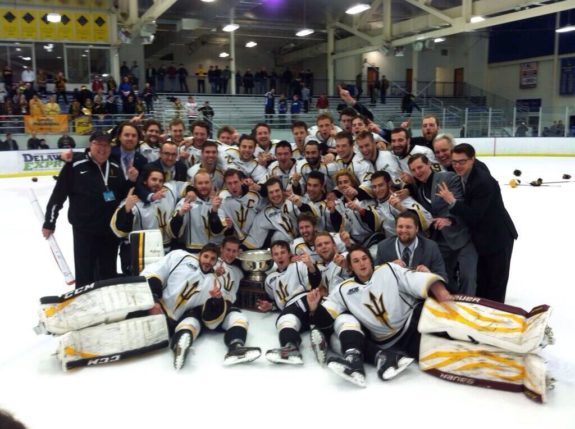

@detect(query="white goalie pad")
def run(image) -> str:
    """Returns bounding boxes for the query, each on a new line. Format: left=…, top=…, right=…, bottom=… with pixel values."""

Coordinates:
left=417, top=296, right=551, bottom=354
left=57, top=314, right=170, bottom=371
left=130, top=229, right=165, bottom=275
left=39, top=279, right=155, bottom=335
left=419, top=334, right=550, bottom=403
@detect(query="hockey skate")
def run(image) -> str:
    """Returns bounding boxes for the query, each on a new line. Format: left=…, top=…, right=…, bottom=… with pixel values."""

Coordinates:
left=375, top=350, right=414, bottom=381
left=327, top=350, right=366, bottom=387
left=172, top=330, right=193, bottom=371
left=224, top=345, right=262, bottom=366
left=310, top=328, right=328, bottom=366
left=265, top=344, right=303, bottom=365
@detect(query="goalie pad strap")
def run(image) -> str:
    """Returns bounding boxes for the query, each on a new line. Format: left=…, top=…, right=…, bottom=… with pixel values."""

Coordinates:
left=58, top=315, right=169, bottom=371
left=130, top=229, right=165, bottom=275
left=418, top=296, right=551, bottom=354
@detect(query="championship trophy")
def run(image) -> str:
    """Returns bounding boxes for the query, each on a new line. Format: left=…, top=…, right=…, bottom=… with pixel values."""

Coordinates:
left=236, top=250, right=273, bottom=310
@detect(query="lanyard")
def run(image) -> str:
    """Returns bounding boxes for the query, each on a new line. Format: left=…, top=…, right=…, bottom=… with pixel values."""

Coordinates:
left=97, top=159, right=110, bottom=189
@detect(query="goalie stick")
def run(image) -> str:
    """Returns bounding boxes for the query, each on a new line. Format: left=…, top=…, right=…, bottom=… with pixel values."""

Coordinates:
left=29, top=188, right=75, bottom=285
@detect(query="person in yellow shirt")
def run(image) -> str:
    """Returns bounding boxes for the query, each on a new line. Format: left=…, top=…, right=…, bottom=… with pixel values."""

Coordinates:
left=29, top=95, right=45, bottom=117
left=44, top=95, right=61, bottom=115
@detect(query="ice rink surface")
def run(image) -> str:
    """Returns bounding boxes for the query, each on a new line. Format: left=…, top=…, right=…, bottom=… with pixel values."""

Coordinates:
left=1, top=156, right=574, bottom=429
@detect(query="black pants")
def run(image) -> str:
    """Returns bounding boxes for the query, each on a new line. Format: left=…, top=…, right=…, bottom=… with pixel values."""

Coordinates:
left=476, top=240, right=514, bottom=303
left=73, top=227, right=120, bottom=288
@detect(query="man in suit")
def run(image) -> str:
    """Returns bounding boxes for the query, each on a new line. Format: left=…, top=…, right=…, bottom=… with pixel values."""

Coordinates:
left=110, top=122, right=148, bottom=178
left=436, top=143, right=517, bottom=303
left=375, top=211, right=448, bottom=282
left=408, top=153, right=477, bottom=295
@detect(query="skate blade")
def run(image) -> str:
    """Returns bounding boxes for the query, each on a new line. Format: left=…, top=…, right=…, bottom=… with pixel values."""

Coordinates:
left=265, top=351, right=303, bottom=365
left=224, top=349, right=262, bottom=366
left=173, top=335, right=192, bottom=371
left=310, top=330, right=328, bottom=366
left=327, top=361, right=366, bottom=387
left=381, top=357, right=414, bottom=381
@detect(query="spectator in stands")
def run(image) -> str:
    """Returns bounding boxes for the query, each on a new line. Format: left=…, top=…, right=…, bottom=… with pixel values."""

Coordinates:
left=142, top=82, right=156, bottom=113
left=36, top=69, right=47, bottom=96
left=515, top=122, right=528, bottom=137
left=177, top=63, right=189, bottom=92
left=68, top=98, right=82, bottom=119
left=401, top=92, right=420, bottom=116
left=105, top=90, right=118, bottom=115
left=123, top=94, right=137, bottom=115
left=55, top=72, right=68, bottom=104
left=264, top=88, right=275, bottom=122
left=119, top=77, right=132, bottom=102
left=106, top=75, right=117, bottom=93
left=221, top=66, right=231, bottom=94
left=167, top=63, right=177, bottom=92
left=57, top=131, right=76, bottom=149
left=21, top=66, right=35, bottom=87
left=198, top=101, right=214, bottom=137
left=185, top=95, right=198, bottom=128
left=316, top=94, right=329, bottom=114
left=38, top=138, right=50, bottom=149
left=243, top=69, right=254, bottom=94
left=29, top=94, right=45, bottom=116
left=27, top=133, right=42, bottom=149
left=380, top=75, right=390, bottom=104
left=0, top=133, right=19, bottom=151
left=44, top=95, right=61, bottom=115
left=2, top=65, right=13, bottom=90
left=195, top=64, right=206, bottom=93
left=406, top=114, right=440, bottom=150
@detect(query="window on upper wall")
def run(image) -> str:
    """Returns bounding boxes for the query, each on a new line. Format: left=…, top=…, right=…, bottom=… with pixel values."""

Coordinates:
left=65, top=46, right=90, bottom=83
left=34, top=43, right=64, bottom=82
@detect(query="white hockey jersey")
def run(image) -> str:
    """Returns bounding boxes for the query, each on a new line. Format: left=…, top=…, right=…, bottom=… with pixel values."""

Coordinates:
left=218, top=189, right=262, bottom=241
left=243, top=200, right=302, bottom=249
left=371, top=196, right=432, bottom=237
left=264, top=261, right=313, bottom=310
left=170, top=196, right=226, bottom=250
left=323, top=264, right=444, bottom=342
left=291, top=233, right=347, bottom=263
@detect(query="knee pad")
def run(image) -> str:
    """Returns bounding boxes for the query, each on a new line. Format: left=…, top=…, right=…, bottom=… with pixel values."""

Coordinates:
left=334, top=313, right=362, bottom=337
left=175, top=316, right=202, bottom=341
left=276, top=313, right=302, bottom=333
left=222, top=310, right=249, bottom=332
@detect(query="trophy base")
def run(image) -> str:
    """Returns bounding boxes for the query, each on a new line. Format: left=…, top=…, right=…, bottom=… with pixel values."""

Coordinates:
left=237, top=279, right=268, bottom=311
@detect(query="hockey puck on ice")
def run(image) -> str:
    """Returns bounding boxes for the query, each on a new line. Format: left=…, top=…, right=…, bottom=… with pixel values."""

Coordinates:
left=513, top=169, right=522, bottom=177
left=563, top=174, right=572, bottom=180
left=31, top=177, right=38, bottom=182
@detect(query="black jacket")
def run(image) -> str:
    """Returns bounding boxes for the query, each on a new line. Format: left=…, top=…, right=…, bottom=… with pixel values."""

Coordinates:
left=44, top=154, right=132, bottom=233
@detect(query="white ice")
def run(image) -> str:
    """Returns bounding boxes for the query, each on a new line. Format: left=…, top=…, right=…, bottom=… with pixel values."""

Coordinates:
left=1, top=156, right=574, bottom=429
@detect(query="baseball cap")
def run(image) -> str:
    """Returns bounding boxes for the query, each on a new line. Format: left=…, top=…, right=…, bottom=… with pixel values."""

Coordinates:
left=90, top=131, right=111, bottom=144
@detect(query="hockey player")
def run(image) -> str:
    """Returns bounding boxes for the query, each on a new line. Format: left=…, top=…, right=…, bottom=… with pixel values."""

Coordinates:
left=355, top=130, right=400, bottom=185
left=138, top=119, right=163, bottom=163
left=294, top=140, right=335, bottom=192
left=313, top=231, right=350, bottom=295
left=179, top=120, right=211, bottom=167
left=169, top=170, right=228, bottom=251
left=187, top=140, right=225, bottom=192
left=389, top=127, right=440, bottom=186
left=307, top=245, right=451, bottom=386
left=256, top=240, right=322, bottom=364
left=266, top=141, right=299, bottom=191
left=331, top=131, right=374, bottom=187
left=291, top=213, right=349, bottom=263
left=226, top=134, right=268, bottom=184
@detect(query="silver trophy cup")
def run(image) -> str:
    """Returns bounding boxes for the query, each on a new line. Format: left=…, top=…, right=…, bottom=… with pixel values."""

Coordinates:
left=237, top=250, right=273, bottom=282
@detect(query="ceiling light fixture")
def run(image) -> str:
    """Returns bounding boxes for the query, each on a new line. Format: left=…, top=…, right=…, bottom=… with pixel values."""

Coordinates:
left=296, top=28, right=314, bottom=37
left=201, top=0, right=216, bottom=3
left=223, top=23, right=239, bottom=32
left=346, top=3, right=371, bottom=15
left=47, top=13, right=61, bottom=23
left=219, top=52, right=230, bottom=58
left=434, top=37, right=446, bottom=43
left=470, top=16, right=485, bottom=24
left=556, top=25, right=575, bottom=33
left=245, top=41, right=257, bottom=48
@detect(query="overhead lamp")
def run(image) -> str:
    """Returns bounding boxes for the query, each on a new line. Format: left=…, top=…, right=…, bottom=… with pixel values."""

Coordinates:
left=201, top=0, right=216, bottom=2
left=47, top=13, right=61, bottom=23
left=219, top=52, right=230, bottom=58
left=434, top=37, right=446, bottom=43
left=346, top=3, right=371, bottom=15
left=296, top=28, right=314, bottom=37
left=223, top=24, right=239, bottom=32
left=470, top=16, right=485, bottom=24
left=394, top=47, right=404, bottom=57
left=245, top=41, right=257, bottom=48
left=556, top=25, right=575, bottom=33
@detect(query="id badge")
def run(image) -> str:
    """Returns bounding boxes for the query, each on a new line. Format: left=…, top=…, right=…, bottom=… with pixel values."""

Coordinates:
left=103, top=190, right=116, bottom=202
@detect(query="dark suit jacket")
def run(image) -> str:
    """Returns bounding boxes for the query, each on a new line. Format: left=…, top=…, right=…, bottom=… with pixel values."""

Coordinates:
left=413, top=171, right=472, bottom=250
left=375, top=235, right=448, bottom=281
left=145, top=158, right=188, bottom=182
left=450, top=164, right=517, bottom=255
left=110, top=146, right=148, bottom=174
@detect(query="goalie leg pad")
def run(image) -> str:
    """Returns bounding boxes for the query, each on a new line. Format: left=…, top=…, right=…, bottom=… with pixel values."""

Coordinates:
left=57, top=314, right=169, bottom=371
left=39, top=278, right=155, bottom=335
left=419, top=334, right=549, bottom=403
left=417, top=296, right=551, bottom=354
left=130, top=229, right=165, bottom=275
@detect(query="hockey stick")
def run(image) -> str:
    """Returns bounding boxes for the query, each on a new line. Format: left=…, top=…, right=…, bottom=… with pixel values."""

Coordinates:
left=28, top=188, right=75, bottom=285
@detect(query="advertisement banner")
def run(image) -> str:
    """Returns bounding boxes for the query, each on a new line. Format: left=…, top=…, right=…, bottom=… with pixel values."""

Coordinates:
left=19, top=150, right=65, bottom=172
left=519, top=62, right=537, bottom=89
left=24, top=115, right=69, bottom=134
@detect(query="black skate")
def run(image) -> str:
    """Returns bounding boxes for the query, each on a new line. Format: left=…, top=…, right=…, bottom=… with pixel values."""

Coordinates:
left=265, top=344, right=303, bottom=365
left=327, top=350, right=366, bottom=387
left=376, top=350, right=414, bottom=381
left=224, top=346, right=262, bottom=366
left=172, top=330, right=193, bottom=371
left=310, top=328, right=328, bottom=366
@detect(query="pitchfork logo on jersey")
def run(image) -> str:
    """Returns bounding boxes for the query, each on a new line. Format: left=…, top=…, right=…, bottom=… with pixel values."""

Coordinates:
left=175, top=280, right=200, bottom=311
left=235, top=205, right=249, bottom=230
left=276, top=280, right=290, bottom=304
left=364, top=291, right=392, bottom=329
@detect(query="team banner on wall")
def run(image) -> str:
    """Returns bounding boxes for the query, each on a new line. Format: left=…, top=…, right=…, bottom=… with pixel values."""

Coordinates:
left=24, top=115, right=69, bottom=134
left=519, top=62, right=538, bottom=89
left=74, top=116, right=93, bottom=135
left=0, top=7, right=109, bottom=42
left=559, top=57, right=575, bottom=96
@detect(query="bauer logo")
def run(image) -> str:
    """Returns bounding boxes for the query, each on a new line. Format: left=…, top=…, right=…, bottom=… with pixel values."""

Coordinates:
left=21, top=152, right=65, bottom=171
left=87, top=355, right=122, bottom=366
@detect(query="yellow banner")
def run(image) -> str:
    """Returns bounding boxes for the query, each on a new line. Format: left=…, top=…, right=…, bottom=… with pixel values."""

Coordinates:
left=24, top=115, right=69, bottom=134
left=91, top=12, right=109, bottom=42
left=73, top=11, right=91, bottom=41
left=38, top=10, right=57, bottom=40
left=74, top=116, right=93, bottom=135
left=0, top=8, right=19, bottom=39
left=18, top=9, right=39, bottom=39
left=56, top=11, right=73, bottom=40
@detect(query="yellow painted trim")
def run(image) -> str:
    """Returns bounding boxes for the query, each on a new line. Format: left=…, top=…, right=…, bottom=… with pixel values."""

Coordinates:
left=0, top=170, right=60, bottom=178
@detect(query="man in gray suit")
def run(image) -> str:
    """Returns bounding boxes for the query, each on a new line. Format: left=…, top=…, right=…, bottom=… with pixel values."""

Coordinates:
left=408, top=153, right=477, bottom=295
left=375, top=211, right=447, bottom=281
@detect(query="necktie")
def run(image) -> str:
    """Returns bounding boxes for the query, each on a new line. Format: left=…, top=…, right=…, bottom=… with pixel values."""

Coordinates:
left=165, top=170, right=172, bottom=182
left=401, top=246, right=411, bottom=267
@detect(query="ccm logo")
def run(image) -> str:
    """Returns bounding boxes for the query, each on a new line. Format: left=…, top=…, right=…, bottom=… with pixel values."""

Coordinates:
left=87, top=355, right=121, bottom=366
